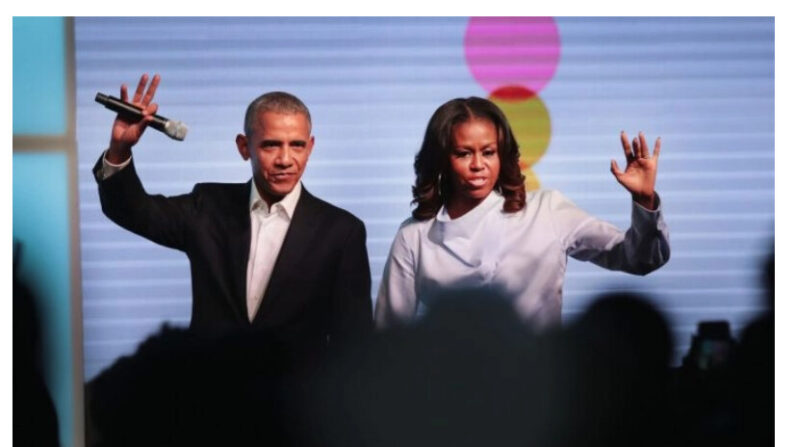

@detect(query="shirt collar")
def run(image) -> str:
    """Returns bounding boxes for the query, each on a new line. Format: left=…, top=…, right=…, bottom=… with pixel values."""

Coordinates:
left=437, top=190, right=503, bottom=224
left=248, top=181, right=302, bottom=219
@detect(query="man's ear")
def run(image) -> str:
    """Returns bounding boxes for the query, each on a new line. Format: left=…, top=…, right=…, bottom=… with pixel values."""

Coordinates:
left=236, top=134, right=250, bottom=161
left=307, top=135, right=315, bottom=156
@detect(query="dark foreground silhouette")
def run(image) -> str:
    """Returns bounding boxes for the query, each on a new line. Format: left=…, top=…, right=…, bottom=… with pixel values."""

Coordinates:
left=85, top=254, right=773, bottom=447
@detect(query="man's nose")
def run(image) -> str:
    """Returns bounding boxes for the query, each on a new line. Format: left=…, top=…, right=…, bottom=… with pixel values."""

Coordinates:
left=275, top=147, right=292, bottom=166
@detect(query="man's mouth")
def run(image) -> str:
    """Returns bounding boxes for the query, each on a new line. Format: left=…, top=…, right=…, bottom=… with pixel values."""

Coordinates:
left=270, top=172, right=295, bottom=181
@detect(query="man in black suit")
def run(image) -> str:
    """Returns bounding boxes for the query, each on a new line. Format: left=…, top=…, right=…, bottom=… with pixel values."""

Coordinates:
left=93, top=73, right=373, bottom=362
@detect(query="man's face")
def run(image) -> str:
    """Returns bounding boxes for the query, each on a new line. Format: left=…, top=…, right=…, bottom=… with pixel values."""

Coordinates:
left=236, top=111, right=314, bottom=205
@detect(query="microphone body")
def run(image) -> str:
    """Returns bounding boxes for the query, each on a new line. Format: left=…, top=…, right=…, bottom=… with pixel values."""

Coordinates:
left=95, top=93, right=188, bottom=141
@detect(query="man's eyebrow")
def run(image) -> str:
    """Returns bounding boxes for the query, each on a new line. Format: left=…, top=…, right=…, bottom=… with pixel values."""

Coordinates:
left=258, top=138, right=308, bottom=147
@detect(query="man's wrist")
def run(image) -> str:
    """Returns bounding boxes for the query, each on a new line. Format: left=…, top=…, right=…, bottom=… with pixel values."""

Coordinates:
left=107, top=142, right=132, bottom=164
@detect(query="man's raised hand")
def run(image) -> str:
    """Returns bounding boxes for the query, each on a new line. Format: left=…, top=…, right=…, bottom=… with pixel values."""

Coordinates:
left=107, top=73, right=160, bottom=163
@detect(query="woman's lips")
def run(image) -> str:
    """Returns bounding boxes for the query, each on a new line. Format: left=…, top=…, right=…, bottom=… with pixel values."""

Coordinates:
left=466, top=177, right=488, bottom=188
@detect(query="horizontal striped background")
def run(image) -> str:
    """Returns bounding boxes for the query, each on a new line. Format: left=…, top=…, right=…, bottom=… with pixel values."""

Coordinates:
left=75, top=17, right=774, bottom=380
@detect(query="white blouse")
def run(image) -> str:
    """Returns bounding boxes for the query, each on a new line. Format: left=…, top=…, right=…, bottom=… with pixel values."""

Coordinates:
left=375, top=189, right=670, bottom=329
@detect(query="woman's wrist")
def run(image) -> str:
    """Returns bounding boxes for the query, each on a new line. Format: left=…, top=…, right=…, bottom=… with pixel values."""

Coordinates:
left=633, top=192, right=656, bottom=210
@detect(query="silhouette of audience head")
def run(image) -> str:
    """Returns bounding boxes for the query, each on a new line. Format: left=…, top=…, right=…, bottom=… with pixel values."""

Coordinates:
left=13, top=242, right=60, bottom=447
left=85, top=283, right=772, bottom=447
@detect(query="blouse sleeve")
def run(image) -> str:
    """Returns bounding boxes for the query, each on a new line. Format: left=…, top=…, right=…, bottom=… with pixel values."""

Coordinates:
left=548, top=190, right=671, bottom=275
left=374, top=225, right=418, bottom=329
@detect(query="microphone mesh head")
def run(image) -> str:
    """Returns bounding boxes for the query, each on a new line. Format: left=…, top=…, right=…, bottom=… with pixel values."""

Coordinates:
left=164, top=120, right=188, bottom=141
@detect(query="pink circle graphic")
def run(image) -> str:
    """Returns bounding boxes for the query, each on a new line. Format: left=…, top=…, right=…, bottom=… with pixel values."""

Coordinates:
left=465, top=17, right=561, bottom=97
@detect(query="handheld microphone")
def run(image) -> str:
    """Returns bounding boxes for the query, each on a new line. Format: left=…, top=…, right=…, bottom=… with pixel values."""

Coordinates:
left=95, top=93, right=188, bottom=141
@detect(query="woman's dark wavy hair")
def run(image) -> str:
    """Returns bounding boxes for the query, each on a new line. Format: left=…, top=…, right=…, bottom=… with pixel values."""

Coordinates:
left=411, top=97, right=526, bottom=220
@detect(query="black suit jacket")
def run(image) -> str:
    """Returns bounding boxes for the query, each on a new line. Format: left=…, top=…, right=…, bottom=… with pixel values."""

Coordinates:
left=93, top=157, right=373, bottom=355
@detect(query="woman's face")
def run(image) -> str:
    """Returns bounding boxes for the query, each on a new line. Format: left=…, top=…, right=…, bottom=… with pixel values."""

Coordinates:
left=447, top=118, right=501, bottom=210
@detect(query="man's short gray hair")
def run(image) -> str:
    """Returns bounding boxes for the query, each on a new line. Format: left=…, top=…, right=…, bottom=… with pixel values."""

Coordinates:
left=243, top=91, right=312, bottom=136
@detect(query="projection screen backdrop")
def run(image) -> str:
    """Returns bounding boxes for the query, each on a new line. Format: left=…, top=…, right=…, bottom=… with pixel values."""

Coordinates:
left=75, top=17, right=774, bottom=380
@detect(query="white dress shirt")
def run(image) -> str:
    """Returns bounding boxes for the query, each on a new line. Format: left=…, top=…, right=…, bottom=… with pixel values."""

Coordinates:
left=375, top=189, right=670, bottom=329
left=100, top=151, right=301, bottom=321
left=244, top=181, right=301, bottom=321
left=98, top=150, right=132, bottom=180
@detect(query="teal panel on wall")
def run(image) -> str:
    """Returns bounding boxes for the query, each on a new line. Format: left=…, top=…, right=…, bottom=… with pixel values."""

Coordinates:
left=13, top=152, right=73, bottom=447
left=13, top=17, right=67, bottom=135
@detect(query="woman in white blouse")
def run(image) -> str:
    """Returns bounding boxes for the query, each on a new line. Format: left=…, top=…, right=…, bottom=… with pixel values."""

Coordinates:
left=375, top=97, right=670, bottom=329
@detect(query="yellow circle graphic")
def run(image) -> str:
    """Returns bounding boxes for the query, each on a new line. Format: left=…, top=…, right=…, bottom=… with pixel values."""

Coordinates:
left=489, top=90, right=551, bottom=191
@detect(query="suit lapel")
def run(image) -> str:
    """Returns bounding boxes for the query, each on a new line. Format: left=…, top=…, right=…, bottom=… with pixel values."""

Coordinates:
left=253, top=186, right=323, bottom=326
left=227, top=181, right=253, bottom=325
